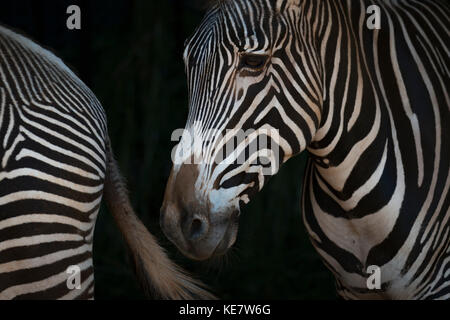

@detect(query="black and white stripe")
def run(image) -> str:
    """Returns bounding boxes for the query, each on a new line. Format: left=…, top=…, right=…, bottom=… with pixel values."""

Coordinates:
left=179, top=0, right=449, bottom=299
left=0, top=25, right=106, bottom=299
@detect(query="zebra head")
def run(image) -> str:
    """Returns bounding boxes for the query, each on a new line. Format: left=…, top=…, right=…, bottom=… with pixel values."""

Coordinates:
left=161, top=0, right=321, bottom=260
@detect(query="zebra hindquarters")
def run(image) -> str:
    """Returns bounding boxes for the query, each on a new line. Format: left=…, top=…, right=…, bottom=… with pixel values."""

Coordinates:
left=0, top=24, right=108, bottom=300
left=0, top=141, right=105, bottom=299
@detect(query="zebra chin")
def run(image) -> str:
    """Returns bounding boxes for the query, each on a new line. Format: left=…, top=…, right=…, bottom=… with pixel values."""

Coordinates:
left=160, top=163, right=240, bottom=261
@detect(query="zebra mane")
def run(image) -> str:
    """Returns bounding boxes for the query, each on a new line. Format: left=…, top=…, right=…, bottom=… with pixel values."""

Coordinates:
left=205, top=0, right=232, bottom=9
left=206, top=0, right=301, bottom=12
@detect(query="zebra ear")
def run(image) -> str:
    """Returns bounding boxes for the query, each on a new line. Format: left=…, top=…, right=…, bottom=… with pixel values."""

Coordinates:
left=276, top=0, right=300, bottom=12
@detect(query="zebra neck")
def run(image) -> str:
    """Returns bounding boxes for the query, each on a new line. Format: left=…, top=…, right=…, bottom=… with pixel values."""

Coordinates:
left=302, top=0, right=449, bottom=299
left=304, top=0, right=400, bottom=214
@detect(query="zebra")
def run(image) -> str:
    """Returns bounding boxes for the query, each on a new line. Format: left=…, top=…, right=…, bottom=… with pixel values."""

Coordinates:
left=0, top=24, right=214, bottom=300
left=160, top=0, right=450, bottom=299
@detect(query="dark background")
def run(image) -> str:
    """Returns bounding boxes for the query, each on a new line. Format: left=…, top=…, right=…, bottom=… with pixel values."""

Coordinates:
left=0, top=0, right=336, bottom=299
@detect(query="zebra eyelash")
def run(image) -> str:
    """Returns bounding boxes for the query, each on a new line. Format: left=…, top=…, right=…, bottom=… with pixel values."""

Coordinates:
left=238, top=53, right=270, bottom=73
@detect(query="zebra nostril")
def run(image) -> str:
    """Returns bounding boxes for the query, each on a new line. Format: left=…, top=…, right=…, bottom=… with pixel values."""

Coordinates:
left=187, top=217, right=208, bottom=242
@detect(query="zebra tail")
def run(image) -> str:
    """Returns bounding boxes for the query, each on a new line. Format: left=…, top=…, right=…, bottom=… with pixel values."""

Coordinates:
left=103, top=138, right=216, bottom=300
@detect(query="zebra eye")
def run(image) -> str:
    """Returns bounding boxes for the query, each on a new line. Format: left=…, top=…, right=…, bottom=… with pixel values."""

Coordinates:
left=240, top=54, right=268, bottom=70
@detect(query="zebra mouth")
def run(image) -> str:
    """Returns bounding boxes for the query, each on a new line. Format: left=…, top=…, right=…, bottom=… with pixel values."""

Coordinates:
left=211, top=217, right=239, bottom=258
left=182, top=210, right=239, bottom=261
